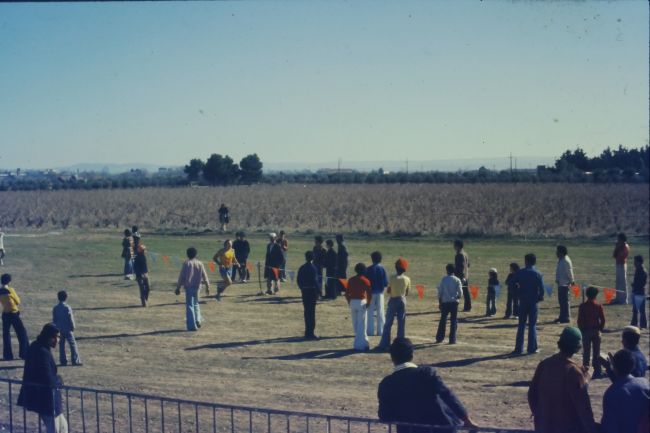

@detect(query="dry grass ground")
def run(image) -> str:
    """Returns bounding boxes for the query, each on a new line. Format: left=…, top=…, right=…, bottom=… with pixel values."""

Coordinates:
left=0, top=231, right=648, bottom=430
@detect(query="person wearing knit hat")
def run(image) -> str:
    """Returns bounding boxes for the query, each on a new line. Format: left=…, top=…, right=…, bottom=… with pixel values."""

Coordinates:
left=486, top=268, right=499, bottom=317
left=18, top=323, right=69, bottom=433
left=528, top=326, right=597, bottom=433
left=375, top=258, right=411, bottom=351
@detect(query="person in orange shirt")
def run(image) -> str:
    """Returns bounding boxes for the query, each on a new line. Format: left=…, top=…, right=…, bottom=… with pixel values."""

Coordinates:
left=613, top=232, right=630, bottom=304
left=345, top=263, right=372, bottom=351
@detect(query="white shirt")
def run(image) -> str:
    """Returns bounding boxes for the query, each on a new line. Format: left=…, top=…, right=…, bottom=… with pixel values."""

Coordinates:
left=555, top=255, right=574, bottom=286
left=393, top=362, right=418, bottom=372
left=437, top=274, right=463, bottom=303
left=0, top=232, right=4, bottom=250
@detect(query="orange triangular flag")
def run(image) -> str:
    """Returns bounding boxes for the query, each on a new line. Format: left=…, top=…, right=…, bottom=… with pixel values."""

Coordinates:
left=338, top=278, right=348, bottom=289
left=272, top=267, right=280, bottom=280
left=603, top=288, right=616, bottom=304
left=416, top=284, right=425, bottom=300
left=162, top=255, right=170, bottom=265
left=469, top=285, right=479, bottom=300
left=571, top=284, right=581, bottom=298
left=208, top=262, right=216, bottom=273
left=246, top=262, right=254, bottom=272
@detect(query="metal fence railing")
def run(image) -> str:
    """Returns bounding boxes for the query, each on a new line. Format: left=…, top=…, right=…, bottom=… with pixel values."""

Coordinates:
left=0, top=378, right=533, bottom=433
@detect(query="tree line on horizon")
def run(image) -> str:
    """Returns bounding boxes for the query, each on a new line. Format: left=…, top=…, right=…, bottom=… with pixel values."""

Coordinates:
left=0, top=145, right=647, bottom=191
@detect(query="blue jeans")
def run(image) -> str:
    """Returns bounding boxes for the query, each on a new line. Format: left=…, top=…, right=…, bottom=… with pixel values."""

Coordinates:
left=59, top=331, right=81, bottom=365
left=378, top=297, right=406, bottom=348
left=515, top=302, right=538, bottom=353
left=631, top=295, right=647, bottom=328
left=185, top=287, right=202, bottom=331
left=123, top=257, right=133, bottom=276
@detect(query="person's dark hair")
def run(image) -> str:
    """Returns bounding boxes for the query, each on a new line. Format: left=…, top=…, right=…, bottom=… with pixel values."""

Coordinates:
left=556, top=245, right=568, bottom=256
left=585, top=286, right=598, bottom=299
left=524, top=253, right=536, bottom=266
left=453, top=239, right=463, bottom=249
left=314, top=235, right=323, bottom=244
left=617, top=232, right=627, bottom=242
left=612, top=349, right=636, bottom=377
left=1, top=273, right=11, bottom=285
left=224, top=239, right=231, bottom=247
left=37, top=322, right=59, bottom=343
left=509, top=262, right=520, bottom=272
left=446, top=263, right=455, bottom=274
left=354, top=263, right=366, bottom=275
left=186, top=247, right=198, bottom=259
left=57, top=290, right=67, bottom=302
left=622, top=327, right=641, bottom=348
left=326, top=239, right=334, bottom=247
left=132, top=225, right=138, bottom=233
left=389, top=337, right=414, bottom=365
left=124, top=229, right=131, bottom=236
left=634, top=255, right=644, bottom=264
left=305, top=251, right=314, bottom=262
left=336, top=234, right=344, bottom=243
left=371, top=251, right=382, bottom=264
left=279, top=230, right=285, bottom=236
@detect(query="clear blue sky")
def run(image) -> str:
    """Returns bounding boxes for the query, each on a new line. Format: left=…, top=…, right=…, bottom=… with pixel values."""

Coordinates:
left=0, top=0, right=648, bottom=169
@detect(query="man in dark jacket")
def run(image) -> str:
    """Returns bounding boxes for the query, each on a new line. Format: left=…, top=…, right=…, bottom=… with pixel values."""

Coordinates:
left=335, top=234, right=349, bottom=295
left=312, top=236, right=327, bottom=297
left=18, top=323, right=67, bottom=433
left=378, top=337, right=477, bottom=433
left=233, top=232, right=251, bottom=283
left=324, top=239, right=338, bottom=299
left=453, top=240, right=471, bottom=312
left=297, top=251, right=320, bottom=340
left=513, top=253, right=545, bottom=355
left=264, top=233, right=284, bottom=295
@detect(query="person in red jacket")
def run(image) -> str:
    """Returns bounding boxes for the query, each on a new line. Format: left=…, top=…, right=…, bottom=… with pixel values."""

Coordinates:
left=345, top=263, right=372, bottom=351
left=577, top=286, right=606, bottom=378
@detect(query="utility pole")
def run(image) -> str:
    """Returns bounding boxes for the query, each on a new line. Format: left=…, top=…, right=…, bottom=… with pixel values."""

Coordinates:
left=337, top=158, right=342, bottom=182
left=509, top=153, right=513, bottom=175
left=406, top=158, right=409, bottom=175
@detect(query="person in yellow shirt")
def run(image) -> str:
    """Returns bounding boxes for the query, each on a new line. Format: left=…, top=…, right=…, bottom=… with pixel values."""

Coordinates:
left=213, top=239, right=240, bottom=301
left=376, top=258, right=411, bottom=351
left=1, top=273, right=30, bottom=360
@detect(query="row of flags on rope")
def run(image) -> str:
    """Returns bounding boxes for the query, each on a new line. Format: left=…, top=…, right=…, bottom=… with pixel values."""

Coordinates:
left=145, top=251, right=621, bottom=304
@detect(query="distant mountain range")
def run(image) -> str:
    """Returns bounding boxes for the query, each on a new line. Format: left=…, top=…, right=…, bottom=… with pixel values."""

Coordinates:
left=22, top=156, right=555, bottom=174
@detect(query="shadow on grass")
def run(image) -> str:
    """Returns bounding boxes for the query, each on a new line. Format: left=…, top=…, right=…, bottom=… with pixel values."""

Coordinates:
left=76, top=301, right=201, bottom=311
left=482, top=323, right=519, bottom=329
left=242, top=296, right=302, bottom=305
left=247, top=348, right=362, bottom=360
left=185, top=335, right=352, bottom=351
left=0, top=365, right=23, bottom=371
left=483, top=380, right=531, bottom=388
left=430, top=353, right=513, bottom=368
left=68, top=273, right=124, bottom=278
left=407, top=311, right=436, bottom=317
left=76, top=328, right=186, bottom=341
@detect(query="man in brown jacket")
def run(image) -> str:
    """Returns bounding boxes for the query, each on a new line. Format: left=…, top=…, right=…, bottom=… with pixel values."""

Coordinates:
left=528, top=327, right=597, bottom=433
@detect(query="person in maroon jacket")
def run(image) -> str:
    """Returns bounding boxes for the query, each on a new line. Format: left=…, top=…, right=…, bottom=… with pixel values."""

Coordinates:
left=577, top=286, right=606, bottom=378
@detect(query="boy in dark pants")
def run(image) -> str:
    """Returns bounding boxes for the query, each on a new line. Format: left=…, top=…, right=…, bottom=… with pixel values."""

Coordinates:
left=53, top=290, right=82, bottom=366
left=631, top=255, right=647, bottom=329
left=0, top=273, right=29, bottom=360
left=486, top=268, right=498, bottom=317
left=297, top=251, right=319, bottom=340
left=577, top=286, right=606, bottom=378
left=504, top=262, right=520, bottom=319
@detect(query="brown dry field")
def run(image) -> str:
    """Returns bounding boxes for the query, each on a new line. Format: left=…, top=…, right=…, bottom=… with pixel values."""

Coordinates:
left=0, top=231, right=648, bottom=431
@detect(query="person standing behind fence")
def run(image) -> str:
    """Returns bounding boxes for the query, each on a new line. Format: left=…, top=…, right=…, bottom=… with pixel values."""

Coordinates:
left=233, top=232, right=251, bottom=283
left=52, top=291, right=81, bottom=366
left=264, top=233, right=283, bottom=295
left=504, top=262, right=520, bottom=319
left=436, top=264, right=463, bottom=344
left=376, top=258, right=410, bottom=351
left=513, top=253, right=545, bottom=355
left=134, top=244, right=151, bottom=307
left=577, top=286, right=606, bottom=379
left=486, top=268, right=499, bottom=317
left=213, top=239, right=239, bottom=301
left=121, top=229, right=134, bottom=280
left=297, top=251, right=320, bottom=340
left=277, top=231, right=289, bottom=282
left=366, top=251, right=388, bottom=336
left=324, top=239, right=338, bottom=300
left=336, top=234, right=349, bottom=296
left=1, top=273, right=29, bottom=360
left=0, top=228, right=5, bottom=266
left=453, top=240, right=471, bottom=312
left=218, top=204, right=229, bottom=232
left=175, top=247, right=210, bottom=331
left=528, top=327, right=597, bottom=433
left=554, top=245, right=575, bottom=324
left=346, top=263, right=372, bottom=351
left=631, top=255, right=647, bottom=329
left=18, top=323, right=68, bottom=433
left=377, top=337, right=478, bottom=433
left=613, top=232, right=631, bottom=304
left=312, top=236, right=327, bottom=297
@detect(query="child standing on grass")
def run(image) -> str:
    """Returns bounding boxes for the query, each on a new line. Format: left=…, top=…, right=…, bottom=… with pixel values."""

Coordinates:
left=486, top=268, right=499, bottom=317
left=345, top=263, right=372, bottom=351
left=577, top=286, right=606, bottom=378
left=52, top=290, right=81, bottom=366
left=0, top=273, right=29, bottom=360
left=376, top=258, right=411, bottom=351
left=631, top=255, right=647, bottom=329
left=133, top=244, right=151, bottom=307
left=503, top=262, right=520, bottom=319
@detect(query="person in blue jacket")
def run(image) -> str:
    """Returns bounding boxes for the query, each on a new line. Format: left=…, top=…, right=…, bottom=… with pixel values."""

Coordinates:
left=297, top=251, right=320, bottom=340
left=512, top=253, right=545, bottom=355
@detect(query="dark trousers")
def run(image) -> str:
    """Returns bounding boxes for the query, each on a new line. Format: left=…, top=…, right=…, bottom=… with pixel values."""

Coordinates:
left=316, top=267, right=324, bottom=296
left=515, top=302, right=538, bottom=353
left=505, top=288, right=519, bottom=317
left=557, top=285, right=570, bottom=322
left=486, top=287, right=496, bottom=316
left=136, top=273, right=150, bottom=306
left=236, top=260, right=249, bottom=281
left=581, top=328, right=601, bottom=373
left=325, top=270, right=337, bottom=299
left=301, top=289, right=318, bottom=337
left=436, top=302, right=459, bottom=343
left=2, top=312, right=29, bottom=360
left=631, top=295, right=647, bottom=328
left=461, top=280, right=471, bottom=311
